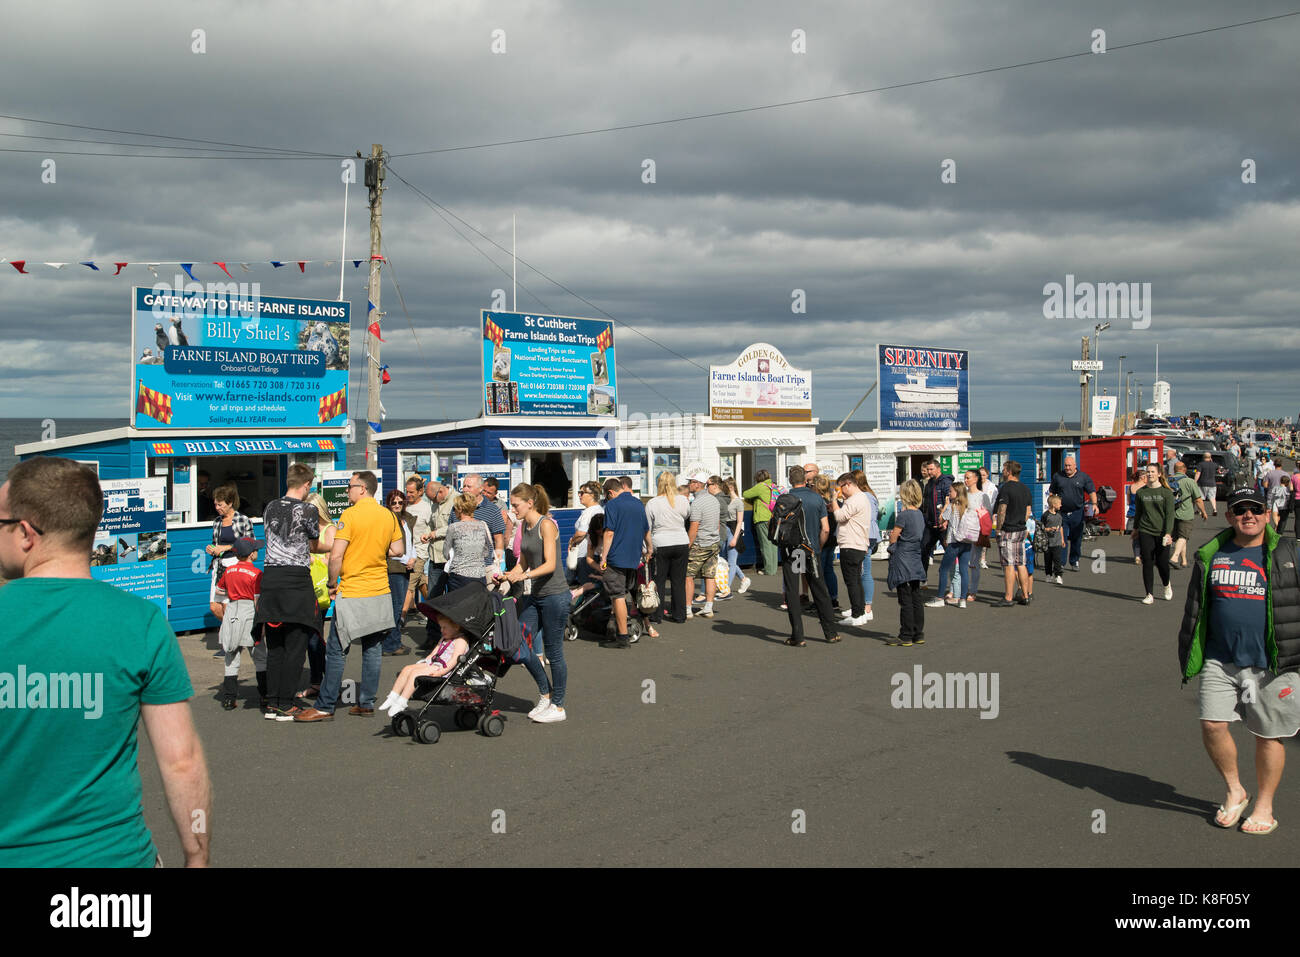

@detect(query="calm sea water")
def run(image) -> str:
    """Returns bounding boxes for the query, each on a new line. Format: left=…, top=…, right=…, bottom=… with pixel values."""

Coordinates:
left=0, top=417, right=1072, bottom=479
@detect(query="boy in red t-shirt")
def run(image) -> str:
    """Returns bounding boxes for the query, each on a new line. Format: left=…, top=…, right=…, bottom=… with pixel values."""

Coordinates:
left=219, top=538, right=265, bottom=711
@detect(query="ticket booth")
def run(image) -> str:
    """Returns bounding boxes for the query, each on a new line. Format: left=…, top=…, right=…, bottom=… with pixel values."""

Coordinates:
left=1079, top=435, right=1165, bottom=530
left=17, top=428, right=346, bottom=632
left=376, top=415, right=619, bottom=545
left=966, top=430, right=1088, bottom=514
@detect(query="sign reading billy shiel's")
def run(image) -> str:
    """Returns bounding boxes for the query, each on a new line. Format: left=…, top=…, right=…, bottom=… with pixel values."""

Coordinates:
left=482, top=310, right=616, bottom=417
left=876, top=344, right=970, bottom=433
left=132, top=287, right=351, bottom=430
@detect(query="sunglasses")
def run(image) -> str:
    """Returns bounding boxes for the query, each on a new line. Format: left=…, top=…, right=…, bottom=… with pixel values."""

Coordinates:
left=1231, top=504, right=1266, bottom=517
left=0, top=517, right=44, bottom=534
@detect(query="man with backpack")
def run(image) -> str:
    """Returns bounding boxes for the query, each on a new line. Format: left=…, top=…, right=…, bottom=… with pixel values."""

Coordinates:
left=772, top=465, right=839, bottom=646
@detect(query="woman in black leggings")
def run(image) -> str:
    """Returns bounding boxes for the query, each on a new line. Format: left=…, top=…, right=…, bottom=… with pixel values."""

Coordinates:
left=1132, top=463, right=1175, bottom=604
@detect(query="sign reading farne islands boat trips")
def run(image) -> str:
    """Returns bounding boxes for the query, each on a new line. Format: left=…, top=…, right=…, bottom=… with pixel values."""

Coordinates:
left=481, top=310, right=617, bottom=417
left=709, top=343, right=812, bottom=422
left=876, top=344, right=970, bottom=433
left=131, top=287, right=351, bottom=430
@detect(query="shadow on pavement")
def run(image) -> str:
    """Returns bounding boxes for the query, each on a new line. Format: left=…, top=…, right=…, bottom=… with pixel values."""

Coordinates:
left=1007, top=751, right=1217, bottom=818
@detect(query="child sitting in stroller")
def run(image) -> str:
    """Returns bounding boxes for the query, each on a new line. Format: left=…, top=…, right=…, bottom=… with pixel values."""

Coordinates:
left=379, top=611, right=470, bottom=717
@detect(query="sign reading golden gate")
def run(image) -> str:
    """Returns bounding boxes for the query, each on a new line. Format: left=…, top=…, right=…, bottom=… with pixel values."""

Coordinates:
left=709, top=343, right=812, bottom=423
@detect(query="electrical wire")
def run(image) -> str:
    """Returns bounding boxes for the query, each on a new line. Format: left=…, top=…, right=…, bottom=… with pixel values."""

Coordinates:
left=389, top=11, right=1300, bottom=158
left=0, top=111, right=340, bottom=156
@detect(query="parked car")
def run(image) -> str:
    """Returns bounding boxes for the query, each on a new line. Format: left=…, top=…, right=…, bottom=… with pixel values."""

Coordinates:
left=1181, top=450, right=1247, bottom=498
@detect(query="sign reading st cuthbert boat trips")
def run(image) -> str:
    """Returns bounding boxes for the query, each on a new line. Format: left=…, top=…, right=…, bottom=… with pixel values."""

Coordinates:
left=876, top=344, right=970, bottom=433
left=709, top=343, right=812, bottom=423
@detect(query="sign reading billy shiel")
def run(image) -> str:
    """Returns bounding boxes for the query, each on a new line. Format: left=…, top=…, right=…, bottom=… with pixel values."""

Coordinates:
left=876, top=344, right=970, bottom=433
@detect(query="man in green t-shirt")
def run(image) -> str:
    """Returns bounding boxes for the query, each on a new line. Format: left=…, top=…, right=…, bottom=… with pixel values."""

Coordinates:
left=1171, top=461, right=1209, bottom=568
left=0, top=457, right=210, bottom=867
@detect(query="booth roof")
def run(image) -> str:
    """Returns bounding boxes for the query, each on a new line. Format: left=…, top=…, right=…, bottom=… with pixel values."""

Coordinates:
left=14, top=425, right=347, bottom=457
left=375, top=414, right=620, bottom=443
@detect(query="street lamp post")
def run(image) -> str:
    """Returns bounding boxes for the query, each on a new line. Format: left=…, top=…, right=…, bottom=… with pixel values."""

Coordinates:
left=1093, top=322, right=1112, bottom=404
left=1117, top=354, right=1126, bottom=431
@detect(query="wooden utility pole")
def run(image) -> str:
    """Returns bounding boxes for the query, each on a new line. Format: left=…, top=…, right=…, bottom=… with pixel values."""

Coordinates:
left=365, top=144, right=384, bottom=471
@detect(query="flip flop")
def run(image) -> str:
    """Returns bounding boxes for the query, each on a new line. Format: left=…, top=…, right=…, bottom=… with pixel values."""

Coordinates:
left=1241, top=815, right=1278, bottom=835
left=1214, top=794, right=1250, bottom=828
left=784, top=638, right=806, bottom=647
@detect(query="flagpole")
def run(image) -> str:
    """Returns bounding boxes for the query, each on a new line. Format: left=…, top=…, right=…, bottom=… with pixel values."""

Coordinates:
left=338, top=177, right=348, bottom=301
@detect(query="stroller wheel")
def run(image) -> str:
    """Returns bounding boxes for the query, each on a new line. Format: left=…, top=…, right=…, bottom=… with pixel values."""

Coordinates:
left=481, top=713, right=506, bottom=738
left=564, top=623, right=579, bottom=642
left=415, top=719, right=441, bottom=744
left=391, top=712, right=415, bottom=738
left=454, top=707, right=478, bottom=731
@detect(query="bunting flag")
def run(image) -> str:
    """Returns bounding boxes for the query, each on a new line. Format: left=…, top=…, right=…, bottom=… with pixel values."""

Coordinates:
left=595, top=327, right=613, bottom=353
left=366, top=299, right=375, bottom=313
left=380, top=365, right=391, bottom=384
left=368, top=421, right=383, bottom=434
left=2, top=258, right=349, bottom=276
left=484, top=316, right=504, bottom=347
left=352, top=260, right=363, bottom=268
left=136, top=382, right=174, bottom=425
left=318, top=387, right=347, bottom=423
left=367, top=321, right=384, bottom=341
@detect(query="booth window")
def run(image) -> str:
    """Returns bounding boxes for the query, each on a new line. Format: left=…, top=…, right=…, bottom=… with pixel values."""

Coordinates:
left=400, top=449, right=468, bottom=487
left=650, top=448, right=680, bottom=482
left=988, top=452, right=1008, bottom=477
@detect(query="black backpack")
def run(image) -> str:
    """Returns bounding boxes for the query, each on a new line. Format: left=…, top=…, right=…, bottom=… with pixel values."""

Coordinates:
left=767, top=492, right=808, bottom=548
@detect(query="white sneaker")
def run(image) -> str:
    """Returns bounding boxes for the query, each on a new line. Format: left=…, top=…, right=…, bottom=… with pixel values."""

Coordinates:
left=533, top=703, right=566, bottom=723
left=862, top=610, right=873, bottom=622
left=840, top=608, right=854, bottom=618
left=1163, top=585, right=1173, bottom=601
left=848, top=613, right=870, bottom=626
left=685, top=606, right=693, bottom=619
left=958, top=600, right=967, bottom=609
left=1142, top=594, right=1154, bottom=605
left=737, top=577, right=752, bottom=594
left=1054, top=576, right=1064, bottom=584
left=528, top=696, right=552, bottom=719
left=924, top=598, right=946, bottom=608
left=980, top=559, right=988, bottom=569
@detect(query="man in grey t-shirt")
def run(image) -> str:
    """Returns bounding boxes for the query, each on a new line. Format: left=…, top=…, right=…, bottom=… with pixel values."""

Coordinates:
left=686, top=475, right=721, bottom=618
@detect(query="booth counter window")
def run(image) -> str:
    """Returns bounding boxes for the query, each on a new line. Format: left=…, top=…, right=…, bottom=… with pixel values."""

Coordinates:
left=399, top=449, right=468, bottom=488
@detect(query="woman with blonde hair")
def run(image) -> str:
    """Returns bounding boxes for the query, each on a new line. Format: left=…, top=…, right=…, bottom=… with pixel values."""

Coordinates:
left=928, top=482, right=977, bottom=609
left=645, top=471, right=691, bottom=624
left=887, top=479, right=927, bottom=646
left=504, top=483, right=570, bottom=723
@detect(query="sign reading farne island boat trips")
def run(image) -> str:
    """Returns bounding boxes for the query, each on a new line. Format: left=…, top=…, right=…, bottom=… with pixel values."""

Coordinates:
left=876, top=344, right=970, bottom=433
left=709, top=343, right=812, bottom=422
left=131, top=287, right=351, bottom=430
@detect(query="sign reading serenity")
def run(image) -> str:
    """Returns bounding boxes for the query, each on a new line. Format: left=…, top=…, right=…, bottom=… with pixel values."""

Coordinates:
left=709, top=343, right=812, bottom=422
left=131, top=287, right=351, bottom=430
left=876, top=344, right=971, bottom=433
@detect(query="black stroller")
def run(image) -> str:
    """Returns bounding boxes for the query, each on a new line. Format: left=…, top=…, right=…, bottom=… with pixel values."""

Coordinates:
left=564, top=573, right=647, bottom=643
left=1083, top=485, right=1118, bottom=539
left=393, top=583, right=523, bottom=745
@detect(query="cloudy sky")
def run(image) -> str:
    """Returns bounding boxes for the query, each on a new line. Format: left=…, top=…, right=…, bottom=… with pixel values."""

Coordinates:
left=2, top=0, right=1297, bottom=427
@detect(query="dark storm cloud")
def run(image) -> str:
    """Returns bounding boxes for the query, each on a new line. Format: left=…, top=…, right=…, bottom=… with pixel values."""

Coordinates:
left=1, top=0, right=1297, bottom=427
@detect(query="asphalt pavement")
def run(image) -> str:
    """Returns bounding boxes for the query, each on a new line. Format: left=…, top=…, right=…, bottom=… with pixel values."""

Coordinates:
left=138, top=514, right=1297, bottom=867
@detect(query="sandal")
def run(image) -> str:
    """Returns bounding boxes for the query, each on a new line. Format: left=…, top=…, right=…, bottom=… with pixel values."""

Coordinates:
left=827, top=635, right=842, bottom=643
left=784, top=638, right=806, bottom=647
left=646, top=628, right=660, bottom=639
left=887, top=638, right=913, bottom=647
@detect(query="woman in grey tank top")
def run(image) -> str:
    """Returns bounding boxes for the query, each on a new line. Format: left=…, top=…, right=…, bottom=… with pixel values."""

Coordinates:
left=503, top=483, right=570, bottom=724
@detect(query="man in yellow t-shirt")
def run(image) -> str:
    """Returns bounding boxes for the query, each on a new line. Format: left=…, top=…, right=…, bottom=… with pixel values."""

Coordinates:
left=296, top=471, right=404, bottom=721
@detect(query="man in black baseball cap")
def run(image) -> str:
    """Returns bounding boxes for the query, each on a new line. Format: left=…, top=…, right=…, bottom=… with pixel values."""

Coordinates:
left=1178, top=484, right=1300, bottom=835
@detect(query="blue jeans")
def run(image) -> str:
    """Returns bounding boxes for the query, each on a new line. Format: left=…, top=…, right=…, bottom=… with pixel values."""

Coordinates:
left=937, top=542, right=971, bottom=599
left=861, top=548, right=875, bottom=606
left=725, top=542, right=746, bottom=586
left=821, top=545, right=839, bottom=601
left=519, top=591, right=569, bottom=707
left=315, top=627, right=384, bottom=712
left=384, top=572, right=409, bottom=653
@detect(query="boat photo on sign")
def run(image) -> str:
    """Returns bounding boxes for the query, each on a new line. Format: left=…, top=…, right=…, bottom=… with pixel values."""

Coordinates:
left=876, top=343, right=971, bottom=432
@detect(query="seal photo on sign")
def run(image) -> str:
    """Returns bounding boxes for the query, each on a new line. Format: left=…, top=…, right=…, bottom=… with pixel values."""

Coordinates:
left=492, top=345, right=512, bottom=382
